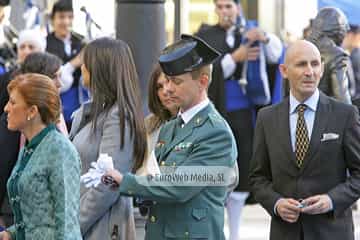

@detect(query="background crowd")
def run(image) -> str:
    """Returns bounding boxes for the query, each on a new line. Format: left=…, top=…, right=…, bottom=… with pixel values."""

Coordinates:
left=0, top=0, right=359, bottom=240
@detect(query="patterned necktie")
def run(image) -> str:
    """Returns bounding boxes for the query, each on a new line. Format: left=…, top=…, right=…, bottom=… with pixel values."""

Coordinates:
left=295, top=104, right=309, bottom=168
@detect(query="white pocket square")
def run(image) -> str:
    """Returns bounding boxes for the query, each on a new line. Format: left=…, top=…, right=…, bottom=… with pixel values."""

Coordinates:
left=320, top=133, right=339, bottom=142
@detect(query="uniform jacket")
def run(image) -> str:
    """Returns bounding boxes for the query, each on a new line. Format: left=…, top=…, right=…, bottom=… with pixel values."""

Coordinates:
left=6, top=127, right=82, bottom=240
left=71, top=103, right=136, bottom=240
left=249, top=92, right=360, bottom=240
left=118, top=103, right=237, bottom=240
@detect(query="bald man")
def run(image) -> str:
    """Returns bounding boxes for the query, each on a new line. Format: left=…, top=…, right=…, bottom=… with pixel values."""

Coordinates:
left=249, top=40, right=360, bottom=240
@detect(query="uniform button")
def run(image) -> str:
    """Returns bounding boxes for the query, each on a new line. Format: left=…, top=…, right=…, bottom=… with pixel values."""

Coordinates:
left=160, top=161, right=165, bottom=166
left=15, top=222, right=25, bottom=229
left=150, top=215, right=156, bottom=223
left=11, top=196, right=20, bottom=203
left=172, top=162, right=176, bottom=166
left=185, top=231, right=189, bottom=236
left=128, top=190, right=133, bottom=195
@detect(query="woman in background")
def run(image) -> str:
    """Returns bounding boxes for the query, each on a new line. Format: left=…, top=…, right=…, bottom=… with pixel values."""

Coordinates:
left=0, top=52, right=65, bottom=227
left=134, top=63, right=178, bottom=239
left=0, top=30, right=46, bottom=211
left=145, top=63, right=178, bottom=151
left=70, top=37, right=147, bottom=240
left=0, top=73, right=81, bottom=240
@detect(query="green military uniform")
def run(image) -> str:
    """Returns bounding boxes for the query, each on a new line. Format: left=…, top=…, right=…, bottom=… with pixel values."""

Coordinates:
left=119, top=103, right=237, bottom=239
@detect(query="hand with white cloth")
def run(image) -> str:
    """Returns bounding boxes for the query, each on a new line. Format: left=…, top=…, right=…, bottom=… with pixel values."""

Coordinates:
left=81, top=153, right=114, bottom=188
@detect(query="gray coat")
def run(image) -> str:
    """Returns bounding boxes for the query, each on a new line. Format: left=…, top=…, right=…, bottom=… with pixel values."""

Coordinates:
left=70, top=104, right=136, bottom=240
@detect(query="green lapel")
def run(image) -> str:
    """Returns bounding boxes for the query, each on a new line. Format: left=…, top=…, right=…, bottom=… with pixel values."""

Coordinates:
left=155, top=119, right=177, bottom=161
left=160, top=104, right=213, bottom=161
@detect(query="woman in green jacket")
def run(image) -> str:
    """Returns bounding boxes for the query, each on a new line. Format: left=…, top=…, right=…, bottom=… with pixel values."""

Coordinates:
left=0, top=73, right=82, bottom=240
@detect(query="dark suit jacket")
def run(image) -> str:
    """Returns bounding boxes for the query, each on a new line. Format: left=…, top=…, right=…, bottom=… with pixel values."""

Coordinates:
left=0, top=113, right=20, bottom=208
left=0, top=70, right=14, bottom=116
left=0, top=70, right=20, bottom=209
left=352, top=97, right=360, bottom=112
left=249, top=92, right=360, bottom=240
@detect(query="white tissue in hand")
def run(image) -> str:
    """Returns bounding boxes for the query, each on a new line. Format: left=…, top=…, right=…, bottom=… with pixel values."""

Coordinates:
left=80, top=153, right=114, bottom=188
left=97, top=153, right=114, bottom=171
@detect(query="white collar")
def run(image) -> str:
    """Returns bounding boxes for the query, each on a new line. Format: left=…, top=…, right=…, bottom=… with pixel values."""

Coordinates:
left=179, top=98, right=210, bottom=125
left=226, top=25, right=236, bottom=35
left=289, top=89, right=319, bottom=114
left=62, top=33, right=71, bottom=44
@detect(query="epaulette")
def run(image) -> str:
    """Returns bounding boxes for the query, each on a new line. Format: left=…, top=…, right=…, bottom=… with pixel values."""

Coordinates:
left=208, top=113, right=224, bottom=127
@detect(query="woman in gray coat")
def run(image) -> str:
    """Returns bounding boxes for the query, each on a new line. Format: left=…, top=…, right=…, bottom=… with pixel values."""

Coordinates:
left=70, top=38, right=147, bottom=240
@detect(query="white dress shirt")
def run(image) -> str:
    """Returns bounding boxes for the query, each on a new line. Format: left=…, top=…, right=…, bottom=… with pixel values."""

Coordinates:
left=289, top=89, right=319, bottom=151
left=179, top=98, right=210, bottom=126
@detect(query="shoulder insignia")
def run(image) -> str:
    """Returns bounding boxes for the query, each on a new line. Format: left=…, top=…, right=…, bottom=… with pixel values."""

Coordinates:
left=156, top=141, right=166, bottom=148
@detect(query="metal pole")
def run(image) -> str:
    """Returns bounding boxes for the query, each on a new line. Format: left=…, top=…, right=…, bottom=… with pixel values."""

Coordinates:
left=174, top=0, right=181, bottom=41
left=115, top=0, right=166, bottom=113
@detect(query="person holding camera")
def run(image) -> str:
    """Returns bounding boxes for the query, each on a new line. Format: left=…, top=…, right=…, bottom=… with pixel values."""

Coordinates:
left=195, top=1, right=282, bottom=240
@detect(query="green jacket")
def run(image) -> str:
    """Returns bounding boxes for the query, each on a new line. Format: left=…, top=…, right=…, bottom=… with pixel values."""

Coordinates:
left=119, top=103, right=237, bottom=240
left=6, top=126, right=82, bottom=240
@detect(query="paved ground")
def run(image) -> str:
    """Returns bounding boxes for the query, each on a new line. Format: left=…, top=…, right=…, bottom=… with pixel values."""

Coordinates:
left=224, top=202, right=360, bottom=240
left=136, top=202, right=360, bottom=240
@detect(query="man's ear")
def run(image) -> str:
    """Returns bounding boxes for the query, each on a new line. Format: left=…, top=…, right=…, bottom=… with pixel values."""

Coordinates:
left=279, top=64, right=288, bottom=79
left=199, top=73, right=209, bottom=90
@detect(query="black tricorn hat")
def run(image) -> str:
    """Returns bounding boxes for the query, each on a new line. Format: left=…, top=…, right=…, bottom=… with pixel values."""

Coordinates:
left=159, top=34, right=220, bottom=76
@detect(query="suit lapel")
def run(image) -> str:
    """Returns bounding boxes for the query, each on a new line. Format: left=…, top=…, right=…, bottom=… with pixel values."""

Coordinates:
left=300, top=93, right=330, bottom=173
left=277, top=99, right=298, bottom=171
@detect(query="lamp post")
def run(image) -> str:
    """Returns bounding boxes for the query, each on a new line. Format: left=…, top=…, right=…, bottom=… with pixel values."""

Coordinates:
left=115, top=0, right=166, bottom=112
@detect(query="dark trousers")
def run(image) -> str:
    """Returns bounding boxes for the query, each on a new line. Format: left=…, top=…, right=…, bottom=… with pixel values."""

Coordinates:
left=225, top=109, right=255, bottom=192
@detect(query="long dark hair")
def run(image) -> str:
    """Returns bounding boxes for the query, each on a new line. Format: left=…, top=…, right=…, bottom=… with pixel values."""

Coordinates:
left=83, top=37, right=147, bottom=172
left=147, top=63, right=173, bottom=133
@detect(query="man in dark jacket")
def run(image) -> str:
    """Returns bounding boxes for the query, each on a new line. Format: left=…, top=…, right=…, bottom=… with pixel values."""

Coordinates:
left=250, top=40, right=360, bottom=240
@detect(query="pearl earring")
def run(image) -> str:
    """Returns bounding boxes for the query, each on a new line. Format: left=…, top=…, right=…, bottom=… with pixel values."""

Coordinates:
left=27, top=116, right=31, bottom=121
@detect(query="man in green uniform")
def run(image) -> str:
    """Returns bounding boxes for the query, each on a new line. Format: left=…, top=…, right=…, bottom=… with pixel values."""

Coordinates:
left=105, top=34, right=237, bottom=240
